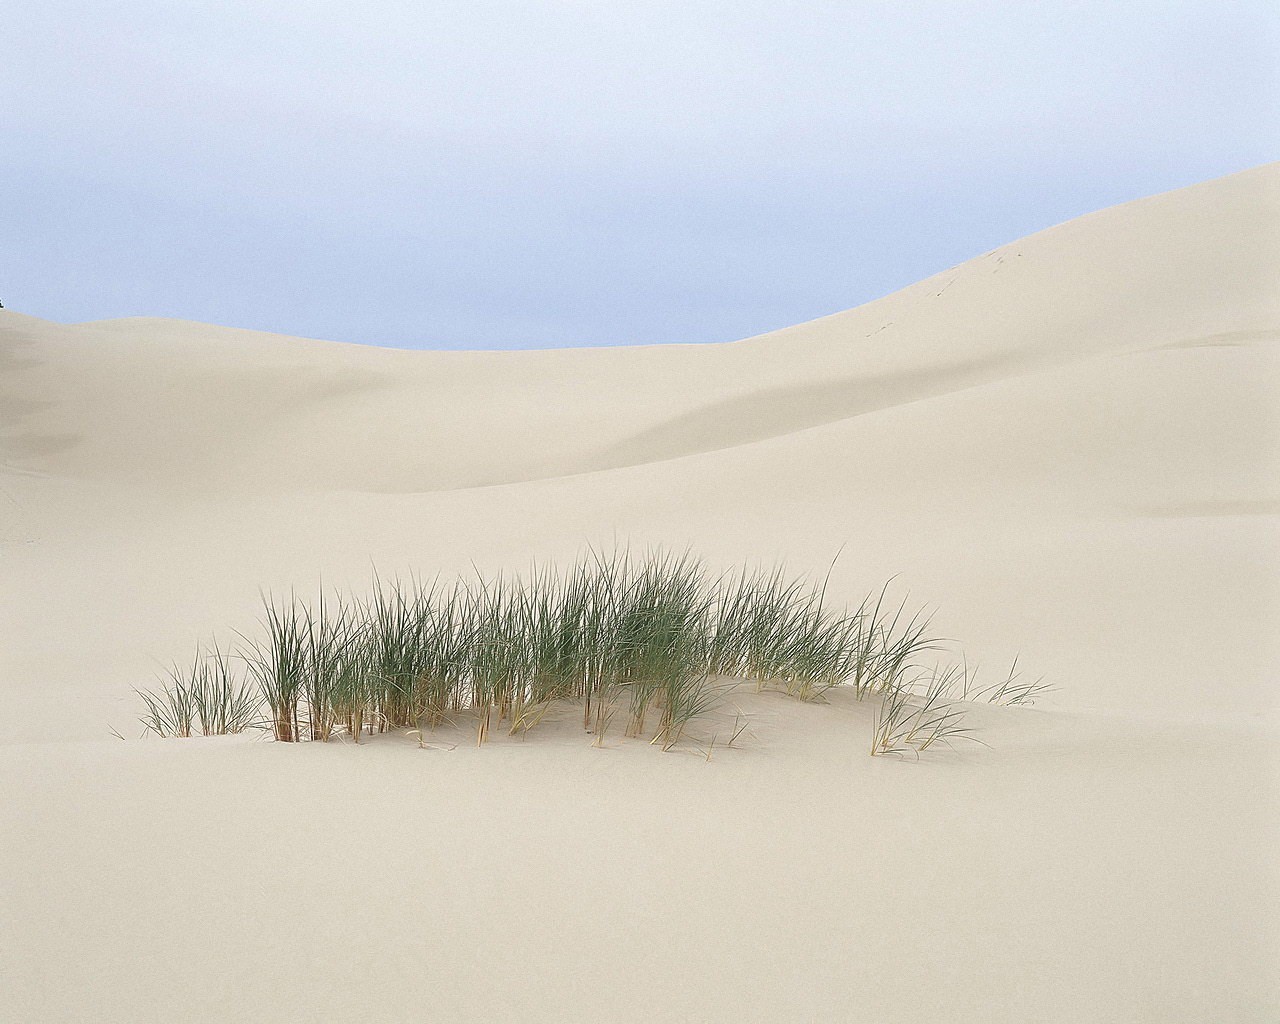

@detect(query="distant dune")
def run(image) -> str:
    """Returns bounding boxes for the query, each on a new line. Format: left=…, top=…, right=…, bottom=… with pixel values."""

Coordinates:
left=2, top=164, right=1277, bottom=1022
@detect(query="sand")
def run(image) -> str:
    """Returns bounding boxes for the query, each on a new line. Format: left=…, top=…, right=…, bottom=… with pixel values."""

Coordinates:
left=2, top=163, right=1277, bottom=1022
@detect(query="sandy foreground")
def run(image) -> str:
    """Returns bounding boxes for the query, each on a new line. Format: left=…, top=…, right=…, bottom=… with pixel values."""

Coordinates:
left=2, top=164, right=1278, bottom=1022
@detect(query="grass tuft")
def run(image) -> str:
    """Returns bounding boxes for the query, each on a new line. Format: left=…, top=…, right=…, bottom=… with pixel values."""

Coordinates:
left=137, top=547, right=1042, bottom=756
left=137, top=642, right=261, bottom=737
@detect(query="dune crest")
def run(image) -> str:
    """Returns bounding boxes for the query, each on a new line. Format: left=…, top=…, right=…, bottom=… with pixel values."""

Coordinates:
left=2, top=164, right=1276, bottom=495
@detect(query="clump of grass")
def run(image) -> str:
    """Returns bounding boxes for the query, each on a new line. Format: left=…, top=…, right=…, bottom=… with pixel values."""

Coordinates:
left=870, top=667, right=979, bottom=757
left=707, top=569, right=939, bottom=706
left=241, top=595, right=310, bottom=742
left=139, top=546, right=1040, bottom=756
left=137, top=643, right=261, bottom=737
left=194, top=644, right=262, bottom=734
left=137, top=668, right=197, bottom=738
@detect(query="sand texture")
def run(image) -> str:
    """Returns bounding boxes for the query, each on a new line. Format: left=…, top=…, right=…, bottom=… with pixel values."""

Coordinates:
left=2, top=164, right=1278, bottom=1022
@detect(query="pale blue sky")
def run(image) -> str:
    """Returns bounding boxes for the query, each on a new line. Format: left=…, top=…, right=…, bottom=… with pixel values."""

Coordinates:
left=4, top=1, right=1276, bottom=349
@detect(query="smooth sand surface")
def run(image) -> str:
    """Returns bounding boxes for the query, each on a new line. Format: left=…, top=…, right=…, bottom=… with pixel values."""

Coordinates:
left=2, top=164, right=1278, bottom=1021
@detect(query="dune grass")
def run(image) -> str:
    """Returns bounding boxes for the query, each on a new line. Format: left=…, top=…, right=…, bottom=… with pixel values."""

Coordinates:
left=136, top=547, right=1042, bottom=755
left=138, top=642, right=260, bottom=737
left=870, top=666, right=977, bottom=756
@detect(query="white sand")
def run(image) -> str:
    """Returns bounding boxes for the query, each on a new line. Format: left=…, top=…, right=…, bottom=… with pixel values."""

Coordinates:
left=2, top=164, right=1277, bottom=1021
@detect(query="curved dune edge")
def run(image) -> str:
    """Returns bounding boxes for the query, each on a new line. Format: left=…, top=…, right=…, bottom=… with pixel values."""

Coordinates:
left=2, top=163, right=1276, bottom=495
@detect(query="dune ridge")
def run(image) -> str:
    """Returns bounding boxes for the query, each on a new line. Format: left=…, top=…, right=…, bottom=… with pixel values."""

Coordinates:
left=3, top=164, right=1276, bottom=495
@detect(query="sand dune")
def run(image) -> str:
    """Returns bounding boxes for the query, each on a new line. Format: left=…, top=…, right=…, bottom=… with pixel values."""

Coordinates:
left=4, top=164, right=1275, bottom=492
left=2, top=165, right=1278, bottom=1022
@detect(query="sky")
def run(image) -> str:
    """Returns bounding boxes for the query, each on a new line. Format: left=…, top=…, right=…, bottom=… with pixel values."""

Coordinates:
left=3, top=1, right=1277, bottom=350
